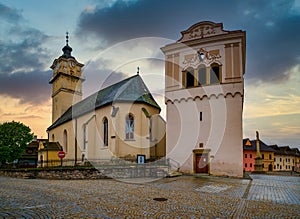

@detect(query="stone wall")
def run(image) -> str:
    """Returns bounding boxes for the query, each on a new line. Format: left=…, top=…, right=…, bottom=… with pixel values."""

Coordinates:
left=0, top=168, right=110, bottom=180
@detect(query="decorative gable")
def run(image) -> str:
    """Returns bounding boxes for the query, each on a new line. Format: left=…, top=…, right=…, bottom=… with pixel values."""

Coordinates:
left=178, top=21, right=229, bottom=42
left=245, top=139, right=252, bottom=147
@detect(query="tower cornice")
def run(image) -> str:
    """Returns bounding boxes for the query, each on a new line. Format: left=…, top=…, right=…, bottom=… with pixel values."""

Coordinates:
left=49, top=72, right=85, bottom=84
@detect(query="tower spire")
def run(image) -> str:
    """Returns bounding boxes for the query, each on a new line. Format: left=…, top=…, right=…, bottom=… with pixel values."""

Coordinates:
left=66, top=31, right=69, bottom=45
left=62, top=32, right=73, bottom=58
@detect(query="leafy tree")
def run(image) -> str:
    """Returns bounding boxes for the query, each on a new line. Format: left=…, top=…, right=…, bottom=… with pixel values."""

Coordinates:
left=0, top=121, right=33, bottom=164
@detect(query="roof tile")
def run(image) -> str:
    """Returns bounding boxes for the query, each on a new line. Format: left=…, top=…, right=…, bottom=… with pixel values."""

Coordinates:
left=48, top=74, right=160, bottom=131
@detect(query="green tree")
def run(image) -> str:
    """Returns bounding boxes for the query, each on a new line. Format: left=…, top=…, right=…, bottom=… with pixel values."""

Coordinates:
left=0, top=121, right=33, bottom=164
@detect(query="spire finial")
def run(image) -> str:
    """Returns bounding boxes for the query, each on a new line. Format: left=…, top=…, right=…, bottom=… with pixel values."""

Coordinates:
left=66, top=31, right=69, bottom=45
left=137, top=66, right=140, bottom=75
left=62, top=32, right=73, bottom=58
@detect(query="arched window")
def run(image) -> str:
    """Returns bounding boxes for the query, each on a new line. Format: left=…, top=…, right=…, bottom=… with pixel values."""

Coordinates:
left=125, top=114, right=134, bottom=140
left=63, top=130, right=68, bottom=152
left=186, top=68, right=195, bottom=88
left=103, top=117, right=108, bottom=146
left=83, top=125, right=88, bottom=150
left=198, top=65, right=206, bottom=86
left=51, top=134, right=55, bottom=142
left=210, top=63, right=220, bottom=84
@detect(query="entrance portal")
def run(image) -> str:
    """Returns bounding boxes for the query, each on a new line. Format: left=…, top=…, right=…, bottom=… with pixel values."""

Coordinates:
left=196, top=154, right=209, bottom=173
left=193, top=149, right=210, bottom=174
left=268, top=163, right=272, bottom=171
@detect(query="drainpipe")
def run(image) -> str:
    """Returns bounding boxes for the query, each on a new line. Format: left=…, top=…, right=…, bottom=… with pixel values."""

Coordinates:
left=75, top=118, right=77, bottom=165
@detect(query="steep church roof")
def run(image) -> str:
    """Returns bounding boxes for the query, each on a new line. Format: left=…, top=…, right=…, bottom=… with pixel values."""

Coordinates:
left=47, top=74, right=160, bottom=131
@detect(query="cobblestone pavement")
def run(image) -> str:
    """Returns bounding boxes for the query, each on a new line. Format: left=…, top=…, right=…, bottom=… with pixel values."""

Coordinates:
left=0, top=174, right=299, bottom=218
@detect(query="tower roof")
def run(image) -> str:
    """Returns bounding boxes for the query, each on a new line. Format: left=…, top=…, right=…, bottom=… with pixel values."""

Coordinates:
left=61, top=32, right=74, bottom=59
left=47, top=74, right=160, bottom=131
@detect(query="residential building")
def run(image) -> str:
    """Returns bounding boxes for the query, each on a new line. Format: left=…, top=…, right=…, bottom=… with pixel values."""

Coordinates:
left=243, top=138, right=276, bottom=172
left=270, top=145, right=300, bottom=172
left=38, top=141, right=62, bottom=167
left=291, top=148, right=300, bottom=172
left=17, top=136, right=47, bottom=168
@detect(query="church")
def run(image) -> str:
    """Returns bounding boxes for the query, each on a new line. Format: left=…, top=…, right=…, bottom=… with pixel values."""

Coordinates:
left=41, top=34, right=166, bottom=165
left=41, top=21, right=245, bottom=177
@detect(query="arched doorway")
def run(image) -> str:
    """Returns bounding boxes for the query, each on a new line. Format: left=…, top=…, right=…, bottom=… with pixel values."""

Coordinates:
left=268, top=163, right=273, bottom=171
left=40, top=155, right=43, bottom=167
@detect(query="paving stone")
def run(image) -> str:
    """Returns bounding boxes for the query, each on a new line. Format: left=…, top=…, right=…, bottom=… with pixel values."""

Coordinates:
left=0, top=175, right=299, bottom=218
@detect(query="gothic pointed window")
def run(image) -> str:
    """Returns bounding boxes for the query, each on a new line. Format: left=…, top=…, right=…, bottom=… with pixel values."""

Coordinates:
left=125, top=114, right=134, bottom=140
left=83, top=125, right=88, bottom=150
left=63, top=130, right=68, bottom=152
left=103, top=117, right=108, bottom=146
left=210, top=63, right=221, bottom=84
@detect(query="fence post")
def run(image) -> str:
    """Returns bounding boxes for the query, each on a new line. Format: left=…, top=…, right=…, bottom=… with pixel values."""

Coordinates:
left=60, top=158, right=63, bottom=179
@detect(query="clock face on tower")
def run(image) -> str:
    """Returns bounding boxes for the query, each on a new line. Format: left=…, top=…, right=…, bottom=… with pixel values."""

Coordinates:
left=55, top=63, right=60, bottom=70
left=69, top=61, right=75, bottom=68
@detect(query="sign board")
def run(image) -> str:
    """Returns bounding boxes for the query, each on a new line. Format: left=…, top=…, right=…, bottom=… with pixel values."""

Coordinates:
left=137, top=154, right=145, bottom=164
left=58, top=151, right=66, bottom=159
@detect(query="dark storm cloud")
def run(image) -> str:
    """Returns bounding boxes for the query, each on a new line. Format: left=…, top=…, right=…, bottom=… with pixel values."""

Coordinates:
left=77, top=0, right=236, bottom=43
left=83, top=59, right=128, bottom=97
left=0, top=3, right=51, bottom=104
left=0, top=30, right=49, bottom=75
left=0, top=70, right=51, bottom=104
left=77, top=0, right=300, bottom=83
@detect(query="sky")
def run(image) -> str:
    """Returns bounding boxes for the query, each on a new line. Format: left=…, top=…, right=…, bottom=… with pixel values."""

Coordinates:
left=0, top=0, right=299, bottom=149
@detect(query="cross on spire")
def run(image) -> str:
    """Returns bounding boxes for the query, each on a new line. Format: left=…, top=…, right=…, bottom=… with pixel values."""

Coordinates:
left=62, top=31, right=73, bottom=58
left=66, top=31, right=69, bottom=45
left=137, top=66, right=140, bottom=75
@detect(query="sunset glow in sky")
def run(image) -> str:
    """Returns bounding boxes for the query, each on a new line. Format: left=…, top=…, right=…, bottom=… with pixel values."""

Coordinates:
left=0, top=0, right=299, bottom=148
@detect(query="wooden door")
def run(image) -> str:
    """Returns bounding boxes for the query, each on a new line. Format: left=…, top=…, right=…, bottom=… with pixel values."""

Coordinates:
left=196, top=154, right=209, bottom=173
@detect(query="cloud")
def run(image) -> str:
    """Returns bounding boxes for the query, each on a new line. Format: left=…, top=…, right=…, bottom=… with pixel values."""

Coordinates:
left=76, top=0, right=236, bottom=44
left=242, top=1, right=300, bottom=83
left=76, top=0, right=300, bottom=84
left=0, top=2, right=51, bottom=104
left=244, top=113, right=300, bottom=148
left=83, top=60, right=128, bottom=97
left=0, top=2, right=22, bottom=22
left=0, top=70, right=52, bottom=104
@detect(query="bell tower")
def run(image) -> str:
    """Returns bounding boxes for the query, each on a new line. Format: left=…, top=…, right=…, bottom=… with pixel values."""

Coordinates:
left=161, top=21, right=246, bottom=177
left=50, top=33, right=84, bottom=123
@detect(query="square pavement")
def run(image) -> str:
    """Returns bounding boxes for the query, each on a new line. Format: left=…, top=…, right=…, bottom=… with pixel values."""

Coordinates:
left=0, top=174, right=299, bottom=218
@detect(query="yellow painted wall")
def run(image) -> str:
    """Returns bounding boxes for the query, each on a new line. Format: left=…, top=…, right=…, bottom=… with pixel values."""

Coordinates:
left=38, top=143, right=61, bottom=167
left=48, top=102, right=166, bottom=164
left=261, top=151, right=274, bottom=171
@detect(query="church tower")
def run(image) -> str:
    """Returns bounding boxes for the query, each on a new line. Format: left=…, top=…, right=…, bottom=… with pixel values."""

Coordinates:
left=50, top=33, right=84, bottom=123
left=161, top=21, right=246, bottom=177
